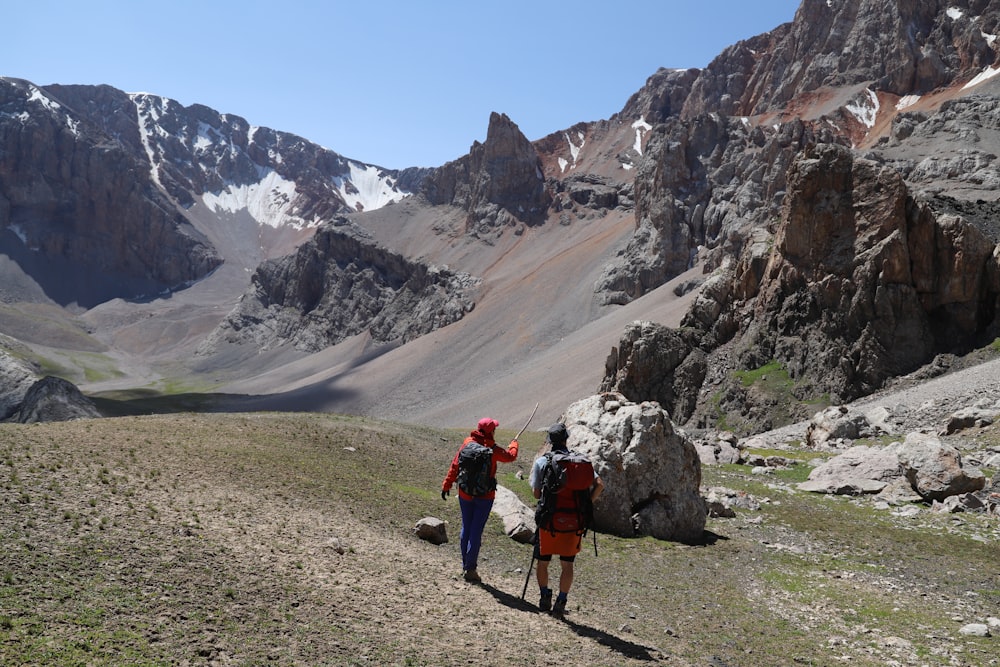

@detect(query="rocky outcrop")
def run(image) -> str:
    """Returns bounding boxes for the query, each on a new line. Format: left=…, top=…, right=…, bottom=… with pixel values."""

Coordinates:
left=5, top=375, right=101, bottom=423
left=609, top=138, right=1000, bottom=432
left=421, top=112, right=551, bottom=237
left=740, top=144, right=998, bottom=402
left=600, top=321, right=706, bottom=423
left=0, top=347, right=40, bottom=420
left=562, top=393, right=706, bottom=543
left=594, top=115, right=831, bottom=305
left=600, top=2, right=1000, bottom=306
left=200, top=218, right=479, bottom=354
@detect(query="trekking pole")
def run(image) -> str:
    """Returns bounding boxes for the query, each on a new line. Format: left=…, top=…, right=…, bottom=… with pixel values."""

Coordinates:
left=514, top=402, right=539, bottom=441
left=520, top=533, right=538, bottom=600
left=520, top=552, right=535, bottom=600
left=593, top=530, right=598, bottom=557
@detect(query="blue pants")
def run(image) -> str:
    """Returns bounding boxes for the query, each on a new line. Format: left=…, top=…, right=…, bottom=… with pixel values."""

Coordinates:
left=458, top=496, right=494, bottom=571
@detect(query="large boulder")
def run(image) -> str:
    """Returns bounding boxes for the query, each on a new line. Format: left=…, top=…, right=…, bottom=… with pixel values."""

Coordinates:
left=491, top=485, right=535, bottom=544
left=888, top=432, right=986, bottom=502
left=562, top=393, right=706, bottom=543
left=798, top=445, right=905, bottom=495
left=799, top=432, right=986, bottom=502
left=805, top=405, right=886, bottom=449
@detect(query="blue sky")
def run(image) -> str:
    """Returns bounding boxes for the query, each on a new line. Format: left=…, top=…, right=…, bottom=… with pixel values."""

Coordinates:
left=4, top=1, right=801, bottom=169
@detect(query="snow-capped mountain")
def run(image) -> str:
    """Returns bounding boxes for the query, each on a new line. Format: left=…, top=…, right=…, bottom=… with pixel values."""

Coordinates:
left=0, top=78, right=424, bottom=308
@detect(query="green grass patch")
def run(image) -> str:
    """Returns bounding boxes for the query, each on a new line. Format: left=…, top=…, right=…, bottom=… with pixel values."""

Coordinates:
left=735, top=360, right=793, bottom=390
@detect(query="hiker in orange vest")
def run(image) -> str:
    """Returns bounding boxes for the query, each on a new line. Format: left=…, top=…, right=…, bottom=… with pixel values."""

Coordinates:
left=530, top=423, right=603, bottom=615
left=441, top=418, right=519, bottom=583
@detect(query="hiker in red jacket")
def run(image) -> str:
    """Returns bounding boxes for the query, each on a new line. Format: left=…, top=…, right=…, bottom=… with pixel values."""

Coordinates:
left=441, top=418, right=519, bottom=583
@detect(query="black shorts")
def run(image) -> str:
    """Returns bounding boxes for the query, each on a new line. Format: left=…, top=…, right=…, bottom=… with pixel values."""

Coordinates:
left=533, top=540, right=576, bottom=562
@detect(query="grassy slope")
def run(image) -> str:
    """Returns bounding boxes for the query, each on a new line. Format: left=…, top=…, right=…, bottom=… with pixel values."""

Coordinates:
left=1, top=414, right=998, bottom=666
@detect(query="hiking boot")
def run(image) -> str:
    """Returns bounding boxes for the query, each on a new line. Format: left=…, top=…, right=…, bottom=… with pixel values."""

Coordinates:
left=538, top=590, right=552, bottom=612
left=463, top=569, right=481, bottom=583
left=551, top=596, right=567, bottom=616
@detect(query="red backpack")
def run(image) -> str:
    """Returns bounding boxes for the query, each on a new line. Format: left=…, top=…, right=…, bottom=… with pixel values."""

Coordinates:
left=535, top=450, right=595, bottom=534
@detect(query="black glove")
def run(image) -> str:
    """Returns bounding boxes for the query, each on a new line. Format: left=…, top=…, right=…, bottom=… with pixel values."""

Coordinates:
left=441, top=489, right=449, bottom=501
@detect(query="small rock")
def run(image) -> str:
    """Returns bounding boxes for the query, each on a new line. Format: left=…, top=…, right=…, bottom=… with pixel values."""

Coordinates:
left=959, top=623, right=990, bottom=637
left=414, top=517, right=448, bottom=545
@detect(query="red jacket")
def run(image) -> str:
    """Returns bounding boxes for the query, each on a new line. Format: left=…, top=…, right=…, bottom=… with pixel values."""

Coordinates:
left=442, top=434, right=519, bottom=501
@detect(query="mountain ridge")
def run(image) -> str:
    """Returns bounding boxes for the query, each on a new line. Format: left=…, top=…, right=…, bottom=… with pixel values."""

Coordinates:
left=2, top=0, right=1000, bottom=432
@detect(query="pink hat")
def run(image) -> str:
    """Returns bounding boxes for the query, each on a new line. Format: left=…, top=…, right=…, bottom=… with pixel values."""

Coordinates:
left=477, top=418, right=498, bottom=434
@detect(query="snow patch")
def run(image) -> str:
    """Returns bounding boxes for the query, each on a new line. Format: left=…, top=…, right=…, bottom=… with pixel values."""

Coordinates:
left=27, top=85, right=61, bottom=113
left=983, top=31, right=998, bottom=46
left=963, top=65, right=1000, bottom=89
left=895, top=94, right=920, bottom=110
left=194, top=122, right=217, bottom=152
left=845, top=88, right=879, bottom=128
left=947, top=6, right=963, bottom=20
left=333, top=162, right=406, bottom=212
left=202, top=170, right=304, bottom=229
left=558, top=157, right=569, bottom=172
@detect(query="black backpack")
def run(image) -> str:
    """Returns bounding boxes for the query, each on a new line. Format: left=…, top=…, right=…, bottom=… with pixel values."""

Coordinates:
left=456, top=441, right=496, bottom=496
left=534, top=451, right=595, bottom=535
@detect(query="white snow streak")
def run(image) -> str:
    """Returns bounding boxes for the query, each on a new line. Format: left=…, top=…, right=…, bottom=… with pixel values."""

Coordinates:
left=334, top=162, right=405, bottom=212
left=9, top=225, right=31, bottom=248
left=896, top=94, right=921, bottom=110
left=559, top=131, right=585, bottom=173
left=845, top=88, right=879, bottom=128
left=130, top=94, right=165, bottom=189
left=983, top=31, right=998, bottom=46
left=947, top=7, right=964, bottom=20
left=963, top=65, right=1000, bottom=89
left=631, top=116, right=652, bottom=156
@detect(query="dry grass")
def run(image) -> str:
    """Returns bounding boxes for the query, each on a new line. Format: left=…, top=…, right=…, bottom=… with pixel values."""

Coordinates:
left=1, top=413, right=998, bottom=666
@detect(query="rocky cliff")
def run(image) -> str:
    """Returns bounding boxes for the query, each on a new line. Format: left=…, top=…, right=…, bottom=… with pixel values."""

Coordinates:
left=199, top=217, right=479, bottom=355
left=595, top=0, right=1000, bottom=432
